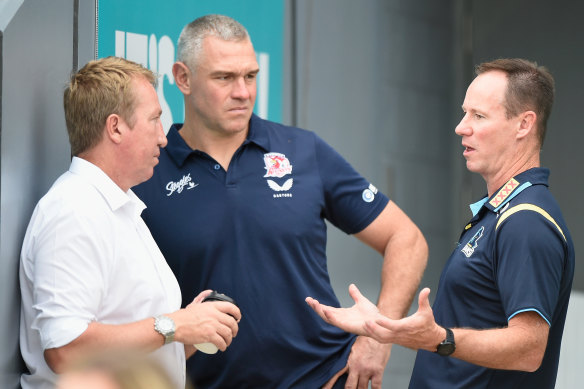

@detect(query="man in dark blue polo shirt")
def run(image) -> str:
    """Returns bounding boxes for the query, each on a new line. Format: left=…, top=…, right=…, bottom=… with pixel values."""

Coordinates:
left=306, top=58, right=575, bottom=389
left=133, top=14, right=428, bottom=389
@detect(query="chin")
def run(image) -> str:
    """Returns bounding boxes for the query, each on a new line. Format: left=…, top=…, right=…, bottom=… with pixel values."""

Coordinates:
left=465, top=161, right=479, bottom=174
left=225, top=125, right=248, bottom=134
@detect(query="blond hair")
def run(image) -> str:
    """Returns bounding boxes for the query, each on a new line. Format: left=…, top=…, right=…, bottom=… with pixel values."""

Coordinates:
left=63, top=56, right=157, bottom=156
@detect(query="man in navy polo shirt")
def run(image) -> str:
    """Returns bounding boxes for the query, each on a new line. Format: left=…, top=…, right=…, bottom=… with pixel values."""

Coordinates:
left=133, top=14, right=428, bottom=389
left=306, top=58, right=575, bottom=389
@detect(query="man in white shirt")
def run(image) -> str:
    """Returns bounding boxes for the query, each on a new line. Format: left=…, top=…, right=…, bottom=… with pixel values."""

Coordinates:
left=19, top=56, right=241, bottom=389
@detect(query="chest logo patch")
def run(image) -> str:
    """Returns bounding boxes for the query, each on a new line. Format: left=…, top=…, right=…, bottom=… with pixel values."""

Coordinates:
left=461, top=226, right=484, bottom=258
left=165, top=173, right=198, bottom=196
left=263, top=152, right=293, bottom=178
left=267, top=178, right=293, bottom=192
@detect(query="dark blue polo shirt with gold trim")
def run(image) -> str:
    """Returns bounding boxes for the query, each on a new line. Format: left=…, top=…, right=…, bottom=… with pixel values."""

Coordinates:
left=410, top=167, right=575, bottom=389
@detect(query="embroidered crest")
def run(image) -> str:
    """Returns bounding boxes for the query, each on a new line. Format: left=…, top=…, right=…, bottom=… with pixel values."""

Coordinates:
left=489, top=178, right=519, bottom=208
left=263, top=152, right=293, bottom=178
left=461, top=226, right=484, bottom=258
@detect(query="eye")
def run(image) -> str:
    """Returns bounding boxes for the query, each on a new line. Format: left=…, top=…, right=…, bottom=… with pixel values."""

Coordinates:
left=245, top=72, right=258, bottom=82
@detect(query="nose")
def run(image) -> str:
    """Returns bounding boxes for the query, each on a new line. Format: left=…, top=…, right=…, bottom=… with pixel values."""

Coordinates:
left=231, top=77, right=251, bottom=100
left=455, top=113, right=471, bottom=137
left=158, top=120, right=168, bottom=147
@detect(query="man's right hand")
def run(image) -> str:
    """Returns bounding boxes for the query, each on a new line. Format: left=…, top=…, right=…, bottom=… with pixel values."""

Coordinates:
left=169, top=290, right=241, bottom=352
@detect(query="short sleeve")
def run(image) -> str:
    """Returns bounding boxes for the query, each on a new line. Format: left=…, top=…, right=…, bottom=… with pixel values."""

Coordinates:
left=30, top=203, right=110, bottom=350
left=494, top=208, right=567, bottom=325
left=313, top=134, right=389, bottom=234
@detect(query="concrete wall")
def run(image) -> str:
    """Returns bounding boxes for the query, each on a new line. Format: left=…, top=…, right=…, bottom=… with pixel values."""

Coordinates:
left=0, top=1, right=95, bottom=387
left=286, top=1, right=456, bottom=386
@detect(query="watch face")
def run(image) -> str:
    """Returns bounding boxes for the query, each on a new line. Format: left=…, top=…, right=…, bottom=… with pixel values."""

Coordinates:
left=158, top=317, right=173, bottom=332
left=155, top=316, right=175, bottom=335
left=437, top=343, right=455, bottom=356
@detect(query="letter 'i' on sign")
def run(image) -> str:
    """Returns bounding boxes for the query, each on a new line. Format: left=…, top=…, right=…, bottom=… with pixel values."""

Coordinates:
left=257, top=52, right=269, bottom=119
left=115, top=31, right=175, bottom=132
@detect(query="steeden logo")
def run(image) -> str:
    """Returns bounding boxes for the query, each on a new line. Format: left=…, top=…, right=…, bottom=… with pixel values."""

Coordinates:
left=166, top=173, right=198, bottom=196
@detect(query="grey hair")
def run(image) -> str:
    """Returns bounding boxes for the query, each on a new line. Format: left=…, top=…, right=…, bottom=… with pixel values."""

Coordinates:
left=177, top=14, right=251, bottom=71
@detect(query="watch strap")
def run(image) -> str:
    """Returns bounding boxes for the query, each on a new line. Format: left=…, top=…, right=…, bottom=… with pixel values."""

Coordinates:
left=436, top=327, right=455, bottom=356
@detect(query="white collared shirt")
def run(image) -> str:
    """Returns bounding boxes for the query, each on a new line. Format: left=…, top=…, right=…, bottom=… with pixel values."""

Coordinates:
left=19, top=157, right=185, bottom=389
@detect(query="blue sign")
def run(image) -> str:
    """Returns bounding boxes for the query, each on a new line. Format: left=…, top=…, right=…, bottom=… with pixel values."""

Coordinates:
left=97, top=0, right=284, bottom=132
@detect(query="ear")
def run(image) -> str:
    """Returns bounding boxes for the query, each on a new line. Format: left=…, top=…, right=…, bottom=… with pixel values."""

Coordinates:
left=172, top=61, right=192, bottom=95
left=104, top=113, right=123, bottom=144
left=516, top=111, right=537, bottom=140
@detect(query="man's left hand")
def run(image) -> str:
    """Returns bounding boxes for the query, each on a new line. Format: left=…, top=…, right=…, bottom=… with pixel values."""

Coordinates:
left=323, top=336, right=391, bottom=389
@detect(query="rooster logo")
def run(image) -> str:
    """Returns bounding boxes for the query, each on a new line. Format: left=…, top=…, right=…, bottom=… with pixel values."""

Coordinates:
left=263, top=152, right=293, bottom=178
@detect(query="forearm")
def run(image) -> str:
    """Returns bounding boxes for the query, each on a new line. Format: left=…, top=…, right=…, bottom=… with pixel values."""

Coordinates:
left=451, top=319, right=548, bottom=372
left=354, top=201, right=428, bottom=320
left=44, top=319, right=164, bottom=373
left=377, top=227, right=428, bottom=319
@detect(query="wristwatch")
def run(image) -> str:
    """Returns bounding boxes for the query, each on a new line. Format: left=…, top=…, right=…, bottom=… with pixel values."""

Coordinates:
left=435, top=327, right=455, bottom=356
left=154, top=315, right=175, bottom=344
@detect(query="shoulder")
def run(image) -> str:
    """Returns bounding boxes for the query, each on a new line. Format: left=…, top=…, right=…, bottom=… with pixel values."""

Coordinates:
left=495, top=186, right=569, bottom=244
left=251, top=115, right=318, bottom=142
left=36, top=172, right=113, bottom=228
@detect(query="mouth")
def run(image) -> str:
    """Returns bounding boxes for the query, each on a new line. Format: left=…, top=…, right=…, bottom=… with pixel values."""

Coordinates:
left=228, top=106, right=249, bottom=114
left=462, top=144, right=474, bottom=156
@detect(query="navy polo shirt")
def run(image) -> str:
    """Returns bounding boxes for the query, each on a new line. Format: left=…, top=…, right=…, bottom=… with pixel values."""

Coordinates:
left=133, top=114, right=389, bottom=388
left=409, top=168, right=575, bottom=389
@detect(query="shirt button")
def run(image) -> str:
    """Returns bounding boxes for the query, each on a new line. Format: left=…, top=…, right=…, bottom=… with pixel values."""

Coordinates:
left=214, top=164, right=221, bottom=170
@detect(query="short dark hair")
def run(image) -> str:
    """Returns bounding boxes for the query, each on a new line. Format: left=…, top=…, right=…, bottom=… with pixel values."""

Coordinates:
left=476, top=58, right=555, bottom=146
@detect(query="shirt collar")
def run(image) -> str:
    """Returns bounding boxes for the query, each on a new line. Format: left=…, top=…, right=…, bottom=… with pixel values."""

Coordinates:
left=468, top=167, right=550, bottom=217
left=165, top=114, right=271, bottom=167
left=69, top=157, right=145, bottom=216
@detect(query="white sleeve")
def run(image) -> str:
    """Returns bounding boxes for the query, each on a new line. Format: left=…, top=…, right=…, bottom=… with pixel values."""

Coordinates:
left=29, top=200, right=111, bottom=350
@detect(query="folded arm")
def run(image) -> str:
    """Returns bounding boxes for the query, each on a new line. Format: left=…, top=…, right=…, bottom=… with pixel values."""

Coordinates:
left=45, top=291, right=241, bottom=373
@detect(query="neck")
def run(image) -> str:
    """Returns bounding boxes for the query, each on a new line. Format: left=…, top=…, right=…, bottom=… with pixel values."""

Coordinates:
left=179, top=122, right=248, bottom=171
left=78, top=148, right=130, bottom=192
left=486, top=153, right=540, bottom=197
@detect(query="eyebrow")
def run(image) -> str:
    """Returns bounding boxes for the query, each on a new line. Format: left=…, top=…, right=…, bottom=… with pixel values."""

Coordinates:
left=210, top=68, right=260, bottom=77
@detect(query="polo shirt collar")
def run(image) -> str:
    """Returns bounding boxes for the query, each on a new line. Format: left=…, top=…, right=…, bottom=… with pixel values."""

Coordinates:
left=165, top=114, right=271, bottom=167
left=469, top=167, right=550, bottom=217
left=69, top=156, right=145, bottom=216
left=246, top=114, right=271, bottom=151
